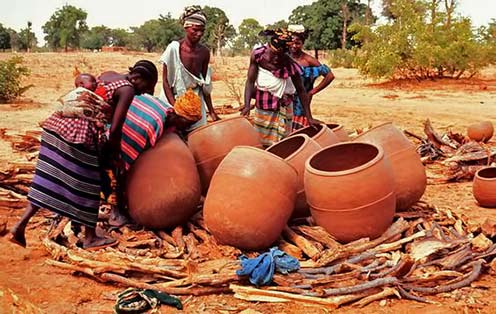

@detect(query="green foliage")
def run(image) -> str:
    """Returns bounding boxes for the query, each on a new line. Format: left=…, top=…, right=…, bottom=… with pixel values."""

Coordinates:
left=234, top=18, right=264, bottom=51
left=43, top=5, right=88, bottom=51
left=0, top=56, right=32, bottom=103
left=351, top=0, right=496, bottom=80
left=0, top=24, right=11, bottom=50
left=328, top=48, right=358, bottom=68
left=289, top=0, right=369, bottom=52
left=202, top=6, right=236, bottom=54
left=130, top=14, right=183, bottom=52
left=18, top=27, right=37, bottom=51
left=266, top=20, right=289, bottom=30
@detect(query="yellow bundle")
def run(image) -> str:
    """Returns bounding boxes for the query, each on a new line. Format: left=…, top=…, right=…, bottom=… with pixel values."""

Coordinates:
left=174, top=89, right=202, bottom=122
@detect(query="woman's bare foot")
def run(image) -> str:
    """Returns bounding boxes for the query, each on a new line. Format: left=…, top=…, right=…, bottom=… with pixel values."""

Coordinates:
left=9, top=226, right=27, bottom=248
left=82, top=236, right=117, bottom=250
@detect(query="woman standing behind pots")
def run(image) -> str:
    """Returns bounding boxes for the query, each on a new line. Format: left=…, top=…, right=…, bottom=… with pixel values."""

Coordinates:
left=241, top=28, right=319, bottom=147
left=8, top=60, right=157, bottom=250
left=288, top=25, right=335, bottom=132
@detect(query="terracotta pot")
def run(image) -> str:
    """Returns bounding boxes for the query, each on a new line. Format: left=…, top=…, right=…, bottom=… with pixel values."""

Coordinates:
left=326, top=123, right=351, bottom=142
left=468, top=121, right=494, bottom=143
left=473, top=166, right=496, bottom=207
left=353, top=122, right=426, bottom=210
left=304, top=142, right=396, bottom=242
left=126, top=132, right=201, bottom=229
left=187, top=117, right=262, bottom=194
left=311, top=192, right=396, bottom=243
left=266, top=134, right=322, bottom=217
left=204, top=146, right=298, bottom=250
left=288, top=124, right=340, bottom=147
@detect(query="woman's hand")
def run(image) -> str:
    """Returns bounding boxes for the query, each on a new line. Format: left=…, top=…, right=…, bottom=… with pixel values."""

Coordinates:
left=240, top=106, right=251, bottom=116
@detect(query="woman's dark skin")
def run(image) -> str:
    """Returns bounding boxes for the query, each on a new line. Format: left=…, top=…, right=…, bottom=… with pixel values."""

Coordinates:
left=241, top=46, right=321, bottom=127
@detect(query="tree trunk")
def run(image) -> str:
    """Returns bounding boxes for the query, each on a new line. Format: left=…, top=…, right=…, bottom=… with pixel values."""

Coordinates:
left=314, top=49, right=319, bottom=59
left=365, top=0, right=372, bottom=25
left=444, top=0, right=455, bottom=27
left=216, top=37, right=222, bottom=57
left=341, top=3, right=350, bottom=49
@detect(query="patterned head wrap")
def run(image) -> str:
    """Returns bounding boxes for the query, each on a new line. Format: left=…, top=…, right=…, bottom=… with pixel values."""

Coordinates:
left=180, top=5, right=207, bottom=28
left=174, top=89, right=202, bottom=122
left=259, top=28, right=294, bottom=53
left=288, top=24, right=310, bottom=41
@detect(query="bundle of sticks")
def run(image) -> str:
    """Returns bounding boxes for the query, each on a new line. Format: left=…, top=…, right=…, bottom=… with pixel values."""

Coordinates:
left=42, top=202, right=496, bottom=308
left=405, top=120, right=495, bottom=183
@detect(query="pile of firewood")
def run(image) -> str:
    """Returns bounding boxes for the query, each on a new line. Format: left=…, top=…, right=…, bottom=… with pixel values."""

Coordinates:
left=0, top=129, right=41, bottom=154
left=405, top=120, right=495, bottom=183
left=42, top=202, right=496, bottom=308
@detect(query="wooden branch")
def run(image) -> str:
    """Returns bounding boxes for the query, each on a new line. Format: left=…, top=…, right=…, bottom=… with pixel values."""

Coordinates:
left=321, top=277, right=399, bottom=297
left=353, top=287, right=400, bottom=307
left=283, top=226, right=320, bottom=259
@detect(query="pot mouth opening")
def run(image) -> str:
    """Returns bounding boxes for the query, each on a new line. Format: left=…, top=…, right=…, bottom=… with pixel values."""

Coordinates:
left=290, top=124, right=324, bottom=138
left=477, top=167, right=496, bottom=179
left=309, top=142, right=381, bottom=174
left=267, top=135, right=306, bottom=159
left=326, top=123, right=341, bottom=130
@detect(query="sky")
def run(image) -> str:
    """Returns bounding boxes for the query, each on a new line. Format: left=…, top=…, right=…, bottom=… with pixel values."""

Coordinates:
left=1, top=0, right=495, bottom=45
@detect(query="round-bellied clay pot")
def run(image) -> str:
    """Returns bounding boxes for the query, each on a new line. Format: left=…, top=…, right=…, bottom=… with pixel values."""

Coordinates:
left=204, top=146, right=298, bottom=250
left=126, top=132, right=201, bottom=229
left=353, top=122, right=426, bottom=211
left=266, top=134, right=322, bottom=217
left=468, top=121, right=494, bottom=143
left=187, top=117, right=262, bottom=194
left=473, top=166, right=496, bottom=207
left=326, top=123, right=351, bottom=142
left=304, top=142, right=396, bottom=242
left=288, top=124, right=340, bottom=147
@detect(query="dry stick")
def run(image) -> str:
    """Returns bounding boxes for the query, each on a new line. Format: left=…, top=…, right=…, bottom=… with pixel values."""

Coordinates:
left=156, top=230, right=178, bottom=247
left=295, top=225, right=341, bottom=249
left=283, top=226, right=320, bottom=259
left=278, top=239, right=304, bottom=260
left=157, top=273, right=239, bottom=288
left=300, top=251, right=376, bottom=276
left=172, top=226, right=186, bottom=253
left=45, top=259, right=99, bottom=278
left=353, top=287, right=401, bottom=308
left=100, top=273, right=231, bottom=296
left=230, top=284, right=367, bottom=308
left=309, top=277, right=399, bottom=297
left=400, top=260, right=484, bottom=294
left=397, top=286, right=432, bottom=304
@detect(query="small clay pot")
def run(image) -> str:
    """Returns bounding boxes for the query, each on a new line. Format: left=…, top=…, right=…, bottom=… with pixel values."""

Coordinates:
left=188, top=117, right=262, bottom=194
left=304, top=142, right=396, bottom=242
left=204, top=146, right=298, bottom=250
left=354, top=122, right=426, bottom=211
left=468, top=121, right=494, bottom=143
left=288, top=123, right=340, bottom=147
left=266, top=134, right=322, bottom=217
left=127, top=133, right=201, bottom=229
left=473, top=166, right=496, bottom=207
left=326, top=123, right=351, bottom=141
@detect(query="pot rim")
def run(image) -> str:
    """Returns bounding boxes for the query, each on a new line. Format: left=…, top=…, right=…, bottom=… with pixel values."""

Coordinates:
left=475, top=166, right=496, bottom=181
left=233, top=145, right=299, bottom=176
left=326, top=123, right=343, bottom=132
left=305, top=141, right=385, bottom=177
left=353, top=122, right=394, bottom=140
left=288, top=123, right=326, bottom=139
left=187, top=116, right=250, bottom=138
left=309, top=191, right=395, bottom=213
left=266, top=134, right=315, bottom=162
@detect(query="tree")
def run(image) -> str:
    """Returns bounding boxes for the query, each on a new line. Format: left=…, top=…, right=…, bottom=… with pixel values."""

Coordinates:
left=43, top=5, right=88, bottom=51
left=236, top=18, right=264, bottom=49
left=18, top=26, right=37, bottom=51
left=266, top=20, right=288, bottom=30
left=9, top=29, right=19, bottom=52
left=130, top=14, right=183, bottom=52
left=109, top=28, right=131, bottom=47
left=81, top=25, right=112, bottom=50
left=0, top=24, right=11, bottom=51
left=202, top=6, right=236, bottom=56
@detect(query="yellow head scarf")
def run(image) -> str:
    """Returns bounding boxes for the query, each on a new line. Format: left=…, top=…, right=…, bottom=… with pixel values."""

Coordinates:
left=174, top=89, right=202, bottom=122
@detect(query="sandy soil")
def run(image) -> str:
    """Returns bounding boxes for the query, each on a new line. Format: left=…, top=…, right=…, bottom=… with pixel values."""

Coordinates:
left=0, top=52, right=496, bottom=313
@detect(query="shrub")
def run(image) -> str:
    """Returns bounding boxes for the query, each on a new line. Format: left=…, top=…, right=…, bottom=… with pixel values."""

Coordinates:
left=0, top=56, right=32, bottom=103
left=327, top=48, right=358, bottom=68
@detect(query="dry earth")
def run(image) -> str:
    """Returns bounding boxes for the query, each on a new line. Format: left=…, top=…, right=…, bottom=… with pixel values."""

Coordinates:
left=0, top=52, right=496, bottom=313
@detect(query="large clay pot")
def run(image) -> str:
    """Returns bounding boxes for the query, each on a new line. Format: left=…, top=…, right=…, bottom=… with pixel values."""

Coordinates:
left=304, top=142, right=396, bottom=242
left=353, top=122, right=426, bottom=210
left=204, top=146, right=298, bottom=250
left=187, top=117, right=262, bottom=194
left=468, top=121, right=494, bottom=143
left=288, top=124, right=340, bottom=147
left=126, top=132, right=201, bottom=229
left=326, top=123, right=351, bottom=141
left=473, top=166, right=496, bottom=207
left=266, top=134, right=322, bottom=217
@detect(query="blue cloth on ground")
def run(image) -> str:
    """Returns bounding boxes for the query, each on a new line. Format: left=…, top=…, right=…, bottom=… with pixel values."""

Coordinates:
left=236, top=247, right=300, bottom=286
